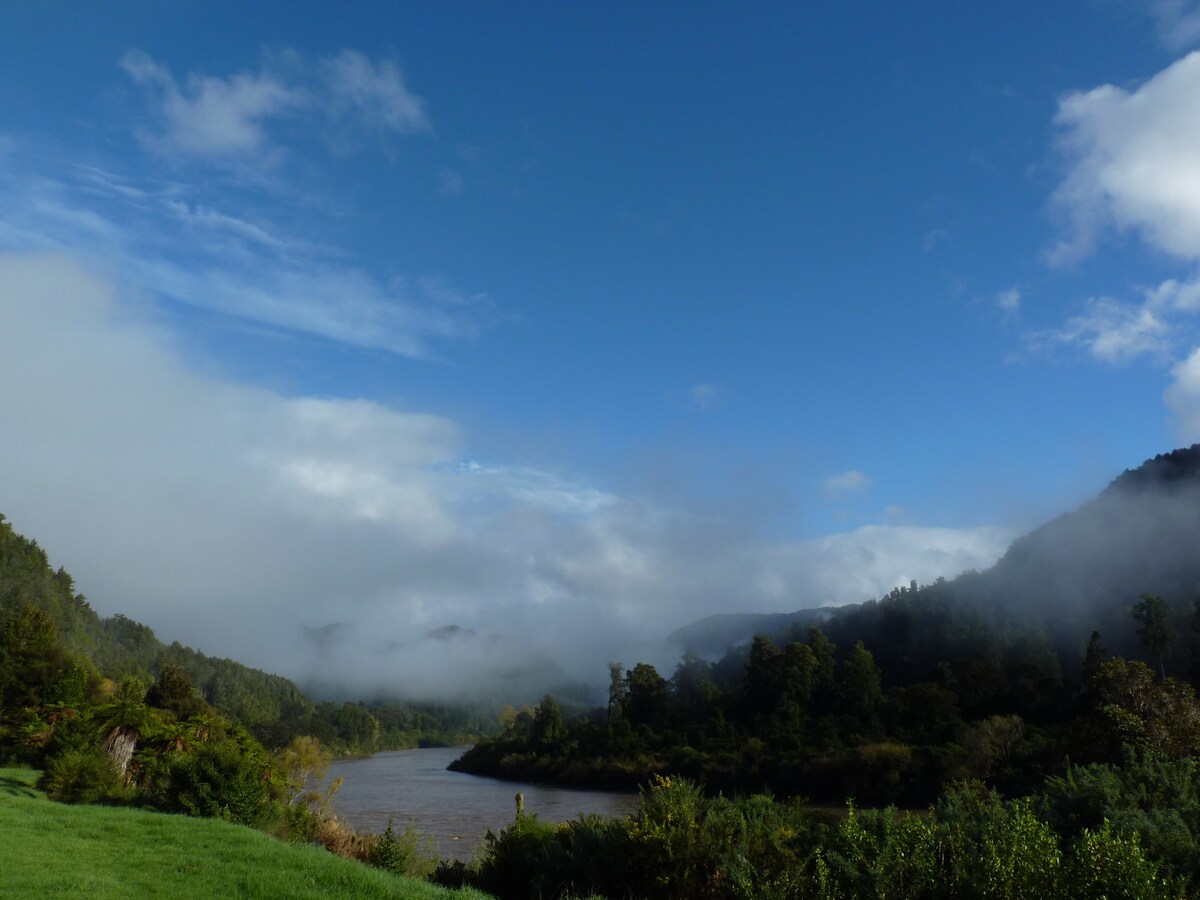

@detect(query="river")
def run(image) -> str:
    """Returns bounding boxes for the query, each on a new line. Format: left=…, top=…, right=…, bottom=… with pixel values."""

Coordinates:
left=321, top=746, right=639, bottom=860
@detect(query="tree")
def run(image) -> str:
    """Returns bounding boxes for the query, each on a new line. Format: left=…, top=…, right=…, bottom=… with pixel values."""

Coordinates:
left=607, top=661, right=626, bottom=725
left=1132, top=594, right=1173, bottom=679
left=808, top=628, right=836, bottom=678
left=671, top=652, right=716, bottom=720
left=840, top=640, right=884, bottom=724
left=1088, top=657, right=1200, bottom=758
left=93, top=676, right=154, bottom=780
left=741, top=635, right=784, bottom=720
left=278, top=735, right=332, bottom=805
left=625, top=663, right=670, bottom=730
left=146, top=664, right=209, bottom=720
left=532, top=695, right=563, bottom=745
left=1083, top=630, right=1107, bottom=683
left=1187, top=598, right=1200, bottom=685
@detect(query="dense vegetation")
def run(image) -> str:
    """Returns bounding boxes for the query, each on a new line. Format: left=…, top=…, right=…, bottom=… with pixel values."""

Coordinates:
left=442, top=448, right=1200, bottom=895
left=0, top=509, right=492, bottom=886
left=0, top=512, right=494, bottom=757
left=456, top=448, right=1200, bottom=806
left=457, top=617, right=1200, bottom=798
left=7, top=444, right=1200, bottom=897
left=437, top=767, right=1190, bottom=899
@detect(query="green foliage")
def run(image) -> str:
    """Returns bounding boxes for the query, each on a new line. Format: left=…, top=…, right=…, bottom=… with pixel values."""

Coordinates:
left=1132, top=594, right=1174, bottom=677
left=533, top=695, right=565, bottom=746
left=161, top=739, right=274, bottom=826
left=461, top=775, right=1185, bottom=900
left=369, top=817, right=436, bottom=880
left=1086, top=658, right=1200, bottom=759
left=38, top=745, right=120, bottom=804
left=1065, top=822, right=1182, bottom=899
left=145, top=663, right=210, bottom=721
left=1039, top=751, right=1200, bottom=884
left=473, top=800, right=562, bottom=898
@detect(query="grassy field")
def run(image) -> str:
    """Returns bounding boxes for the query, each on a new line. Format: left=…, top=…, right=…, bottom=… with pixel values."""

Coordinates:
left=0, top=768, right=490, bottom=899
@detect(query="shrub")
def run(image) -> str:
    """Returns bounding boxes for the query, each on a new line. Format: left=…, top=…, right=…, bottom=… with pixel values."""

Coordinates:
left=368, top=817, right=435, bottom=879
left=474, top=804, right=561, bottom=899
left=1037, top=751, right=1200, bottom=883
left=162, top=739, right=274, bottom=826
left=39, top=745, right=120, bottom=804
left=1065, top=822, right=1183, bottom=900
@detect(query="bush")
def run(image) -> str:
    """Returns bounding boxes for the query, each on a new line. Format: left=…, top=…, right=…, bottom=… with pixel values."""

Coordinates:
left=368, top=817, right=435, bottom=879
left=1065, top=822, right=1184, bottom=900
left=162, top=740, right=274, bottom=826
left=39, top=745, right=120, bottom=804
left=474, top=803, right=562, bottom=899
left=1037, top=751, right=1200, bottom=883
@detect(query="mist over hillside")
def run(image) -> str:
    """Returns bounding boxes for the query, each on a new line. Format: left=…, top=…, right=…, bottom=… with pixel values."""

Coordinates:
left=675, top=446, right=1200, bottom=675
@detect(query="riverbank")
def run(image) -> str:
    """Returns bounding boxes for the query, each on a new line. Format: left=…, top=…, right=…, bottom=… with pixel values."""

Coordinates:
left=0, top=767, right=490, bottom=899
left=322, top=746, right=639, bottom=860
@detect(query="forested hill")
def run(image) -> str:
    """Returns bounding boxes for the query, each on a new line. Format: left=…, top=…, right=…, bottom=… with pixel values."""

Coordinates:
left=673, top=445, right=1200, bottom=669
left=987, top=445, right=1200, bottom=607
left=955, top=444, right=1200, bottom=661
left=454, top=447, right=1200, bottom=815
left=0, top=513, right=492, bottom=752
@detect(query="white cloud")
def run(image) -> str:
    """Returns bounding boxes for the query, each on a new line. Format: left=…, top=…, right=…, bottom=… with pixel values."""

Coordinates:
left=780, top=524, right=1012, bottom=607
left=1145, top=272, right=1200, bottom=312
left=1032, top=296, right=1171, bottom=363
left=121, top=50, right=305, bottom=160
left=324, top=50, right=429, bottom=135
left=824, top=470, right=872, bottom=495
left=0, top=253, right=1013, bottom=698
left=1165, top=345, right=1200, bottom=438
left=689, top=383, right=728, bottom=409
left=1146, top=1, right=1200, bottom=51
left=1050, top=52, right=1200, bottom=265
left=0, top=143, right=494, bottom=357
left=439, top=168, right=465, bottom=196
left=1035, top=53, right=1200, bottom=416
left=122, top=48, right=430, bottom=163
left=997, top=287, right=1021, bottom=314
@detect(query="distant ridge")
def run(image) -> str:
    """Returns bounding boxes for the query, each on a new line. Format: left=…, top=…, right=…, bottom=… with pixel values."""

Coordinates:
left=668, top=444, right=1200, bottom=666
left=667, top=606, right=847, bottom=658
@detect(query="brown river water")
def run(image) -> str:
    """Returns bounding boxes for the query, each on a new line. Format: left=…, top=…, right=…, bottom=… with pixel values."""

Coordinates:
left=320, top=745, right=639, bottom=860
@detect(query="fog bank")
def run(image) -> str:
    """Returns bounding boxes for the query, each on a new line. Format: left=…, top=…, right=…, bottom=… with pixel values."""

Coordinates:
left=0, top=254, right=1012, bottom=701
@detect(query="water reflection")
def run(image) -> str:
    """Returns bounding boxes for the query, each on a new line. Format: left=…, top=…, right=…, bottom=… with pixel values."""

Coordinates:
left=321, top=746, right=639, bottom=860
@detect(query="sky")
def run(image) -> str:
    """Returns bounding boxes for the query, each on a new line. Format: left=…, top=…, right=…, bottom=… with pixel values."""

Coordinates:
left=4, top=2, right=1200, bottom=698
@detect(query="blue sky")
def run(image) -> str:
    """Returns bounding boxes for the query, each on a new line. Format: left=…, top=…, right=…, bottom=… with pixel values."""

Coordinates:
left=3, top=2, right=1200, bottom=693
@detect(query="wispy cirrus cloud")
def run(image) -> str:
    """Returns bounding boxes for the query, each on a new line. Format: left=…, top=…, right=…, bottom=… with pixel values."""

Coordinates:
left=689, top=383, right=729, bottom=410
left=1144, top=0, right=1200, bottom=51
left=996, top=287, right=1021, bottom=315
left=122, top=48, right=429, bottom=164
left=823, top=470, right=872, bottom=495
left=0, top=139, right=495, bottom=358
left=323, top=49, right=430, bottom=136
left=1028, top=295, right=1172, bottom=363
left=121, top=50, right=306, bottom=160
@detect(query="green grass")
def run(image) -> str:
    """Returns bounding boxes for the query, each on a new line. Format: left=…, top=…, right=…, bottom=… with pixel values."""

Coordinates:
left=0, top=767, right=490, bottom=899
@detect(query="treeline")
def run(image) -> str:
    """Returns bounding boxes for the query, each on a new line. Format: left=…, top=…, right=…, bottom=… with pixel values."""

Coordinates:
left=0, top=509, right=504, bottom=883
left=0, top=512, right=493, bottom=756
left=436, top=760, right=1197, bottom=899
left=453, top=590, right=1200, bottom=806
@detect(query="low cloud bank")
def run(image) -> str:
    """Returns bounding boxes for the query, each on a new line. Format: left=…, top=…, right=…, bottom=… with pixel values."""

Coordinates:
left=0, top=254, right=1012, bottom=701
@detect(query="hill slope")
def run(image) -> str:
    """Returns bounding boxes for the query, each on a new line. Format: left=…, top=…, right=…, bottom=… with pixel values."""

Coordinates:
left=674, top=445, right=1200, bottom=672
left=0, top=767, right=488, bottom=900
